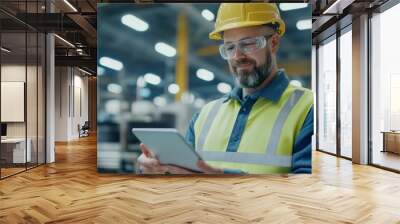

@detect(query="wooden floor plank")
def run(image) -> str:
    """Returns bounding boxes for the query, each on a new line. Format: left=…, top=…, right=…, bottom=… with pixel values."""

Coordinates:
left=0, top=134, right=400, bottom=223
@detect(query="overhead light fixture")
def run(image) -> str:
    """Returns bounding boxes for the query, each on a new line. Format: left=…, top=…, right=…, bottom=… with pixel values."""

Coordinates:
left=217, top=82, right=232, bottom=94
left=296, top=19, right=312, bottom=30
left=168, top=83, right=180, bottom=94
left=78, top=67, right=92, bottom=76
left=107, top=83, right=122, bottom=94
left=279, top=3, right=308, bottom=11
left=155, top=42, right=176, bottom=57
left=144, top=73, right=161, bottom=85
left=63, top=0, right=78, bottom=12
left=1, top=47, right=11, bottom=53
left=153, top=96, right=167, bottom=107
left=121, top=14, right=149, bottom=32
left=196, top=68, right=214, bottom=81
left=54, top=34, right=75, bottom=48
left=99, top=57, right=124, bottom=71
left=201, top=9, right=215, bottom=21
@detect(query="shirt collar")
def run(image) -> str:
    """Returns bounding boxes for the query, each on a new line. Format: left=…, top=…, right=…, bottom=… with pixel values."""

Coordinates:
left=223, top=69, right=289, bottom=103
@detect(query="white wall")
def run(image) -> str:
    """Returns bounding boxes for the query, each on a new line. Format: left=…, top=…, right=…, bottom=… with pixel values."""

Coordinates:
left=55, top=67, right=89, bottom=141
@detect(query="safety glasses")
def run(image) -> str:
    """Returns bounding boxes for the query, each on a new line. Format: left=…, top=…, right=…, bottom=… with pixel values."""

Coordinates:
left=219, top=34, right=273, bottom=60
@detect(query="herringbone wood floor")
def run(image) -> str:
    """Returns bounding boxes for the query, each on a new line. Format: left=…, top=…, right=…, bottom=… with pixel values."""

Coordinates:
left=1, top=134, right=400, bottom=224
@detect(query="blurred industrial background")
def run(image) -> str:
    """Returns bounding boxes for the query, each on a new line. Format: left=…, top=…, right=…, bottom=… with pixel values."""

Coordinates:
left=97, top=3, right=312, bottom=173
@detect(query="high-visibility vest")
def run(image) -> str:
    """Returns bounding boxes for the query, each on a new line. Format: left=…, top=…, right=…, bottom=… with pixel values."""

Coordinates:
left=194, top=84, right=313, bottom=174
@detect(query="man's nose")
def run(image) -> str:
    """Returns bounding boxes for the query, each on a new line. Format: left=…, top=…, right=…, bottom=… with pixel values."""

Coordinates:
left=231, top=46, right=246, bottom=60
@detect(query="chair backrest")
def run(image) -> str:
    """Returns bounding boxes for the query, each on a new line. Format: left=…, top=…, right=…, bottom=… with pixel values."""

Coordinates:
left=83, top=121, right=90, bottom=128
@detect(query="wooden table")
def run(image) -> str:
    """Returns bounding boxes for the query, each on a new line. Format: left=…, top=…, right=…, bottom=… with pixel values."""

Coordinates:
left=0, top=138, right=31, bottom=164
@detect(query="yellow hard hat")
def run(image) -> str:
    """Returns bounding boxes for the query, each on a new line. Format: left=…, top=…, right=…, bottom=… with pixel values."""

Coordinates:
left=209, top=3, right=285, bottom=40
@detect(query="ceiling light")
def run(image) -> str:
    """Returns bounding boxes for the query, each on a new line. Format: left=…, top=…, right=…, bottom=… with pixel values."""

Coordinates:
left=196, top=68, right=214, bottom=81
left=144, top=73, right=161, bottom=85
left=296, top=19, right=312, bottom=30
left=153, top=96, right=167, bottom=107
left=99, top=57, right=124, bottom=71
left=121, top=14, right=149, bottom=32
left=201, top=9, right=215, bottom=21
left=155, top=42, right=176, bottom=57
left=54, top=34, right=75, bottom=48
left=1, top=47, right=11, bottom=53
left=217, top=82, right=232, bottom=94
left=279, top=3, right=308, bottom=11
left=107, top=83, right=122, bottom=94
left=63, top=0, right=78, bottom=12
left=168, top=83, right=180, bottom=94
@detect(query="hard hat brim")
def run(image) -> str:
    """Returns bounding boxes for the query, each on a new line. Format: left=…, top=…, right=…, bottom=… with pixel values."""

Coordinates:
left=209, top=19, right=285, bottom=40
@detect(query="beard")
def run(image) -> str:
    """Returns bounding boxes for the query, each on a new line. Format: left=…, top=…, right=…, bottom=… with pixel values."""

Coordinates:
left=230, top=50, right=273, bottom=89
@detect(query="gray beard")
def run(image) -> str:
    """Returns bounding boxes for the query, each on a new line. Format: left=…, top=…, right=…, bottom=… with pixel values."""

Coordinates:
left=233, top=53, right=273, bottom=89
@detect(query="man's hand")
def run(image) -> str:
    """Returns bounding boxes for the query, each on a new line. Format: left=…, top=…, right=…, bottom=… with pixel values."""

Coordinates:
left=137, top=143, right=223, bottom=174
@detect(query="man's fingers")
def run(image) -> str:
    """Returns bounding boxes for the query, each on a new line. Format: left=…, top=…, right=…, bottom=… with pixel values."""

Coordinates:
left=138, top=154, right=160, bottom=167
left=139, top=143, right=155, bottom=158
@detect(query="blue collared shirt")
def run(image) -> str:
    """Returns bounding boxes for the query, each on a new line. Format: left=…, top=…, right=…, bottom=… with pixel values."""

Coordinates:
left=185, top=70, right=313, bottom=174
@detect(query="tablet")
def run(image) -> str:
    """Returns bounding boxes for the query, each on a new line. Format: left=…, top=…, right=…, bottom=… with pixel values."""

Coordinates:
left=132, top=128, right=203, bottom=172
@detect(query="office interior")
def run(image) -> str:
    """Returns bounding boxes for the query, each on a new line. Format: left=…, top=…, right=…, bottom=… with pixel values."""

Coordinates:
left=0, top=0, right=399, bottom=223
left=0, top=0, right=97, bottom=179
left=313, top=0, right=400, bottom=172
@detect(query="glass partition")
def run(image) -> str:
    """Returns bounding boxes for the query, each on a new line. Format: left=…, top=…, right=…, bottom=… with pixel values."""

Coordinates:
left=371, top=3, right=400, bottom=171
left=1, top=30, right=28, bottom=177
left=0, top=1, right=46, bottom=179
left=339, top=28, right=352, bottom=158
left=317, top=36, right=337, bottom=154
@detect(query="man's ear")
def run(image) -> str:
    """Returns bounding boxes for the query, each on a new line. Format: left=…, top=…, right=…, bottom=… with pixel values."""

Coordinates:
left=270, top=34, right=280, bottom=54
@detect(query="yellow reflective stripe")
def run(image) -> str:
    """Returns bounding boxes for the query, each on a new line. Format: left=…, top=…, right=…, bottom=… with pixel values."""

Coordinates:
left=198, top=151, right=291, bottom=167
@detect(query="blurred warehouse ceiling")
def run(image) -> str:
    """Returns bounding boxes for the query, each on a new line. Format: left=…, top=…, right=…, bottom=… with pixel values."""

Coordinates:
left=97, top=2, right=312, bottom=101
left=0, top=0, right=312, bottom=101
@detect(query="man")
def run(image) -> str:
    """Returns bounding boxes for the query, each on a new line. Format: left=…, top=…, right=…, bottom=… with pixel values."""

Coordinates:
left=138, top=3, right=313, bottom=174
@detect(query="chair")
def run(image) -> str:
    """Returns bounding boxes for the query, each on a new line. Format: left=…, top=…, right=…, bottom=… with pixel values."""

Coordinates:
left=79, top=121, right=90, bottom=138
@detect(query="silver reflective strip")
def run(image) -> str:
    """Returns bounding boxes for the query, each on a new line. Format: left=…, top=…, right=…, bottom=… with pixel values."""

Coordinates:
left=266, top=89, right=305, bottom=157
left=198, top=90, right=304, bottom=167
left=196, top=98, right=224, bottom=152
left=198, top=151, right=291, bottom=167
